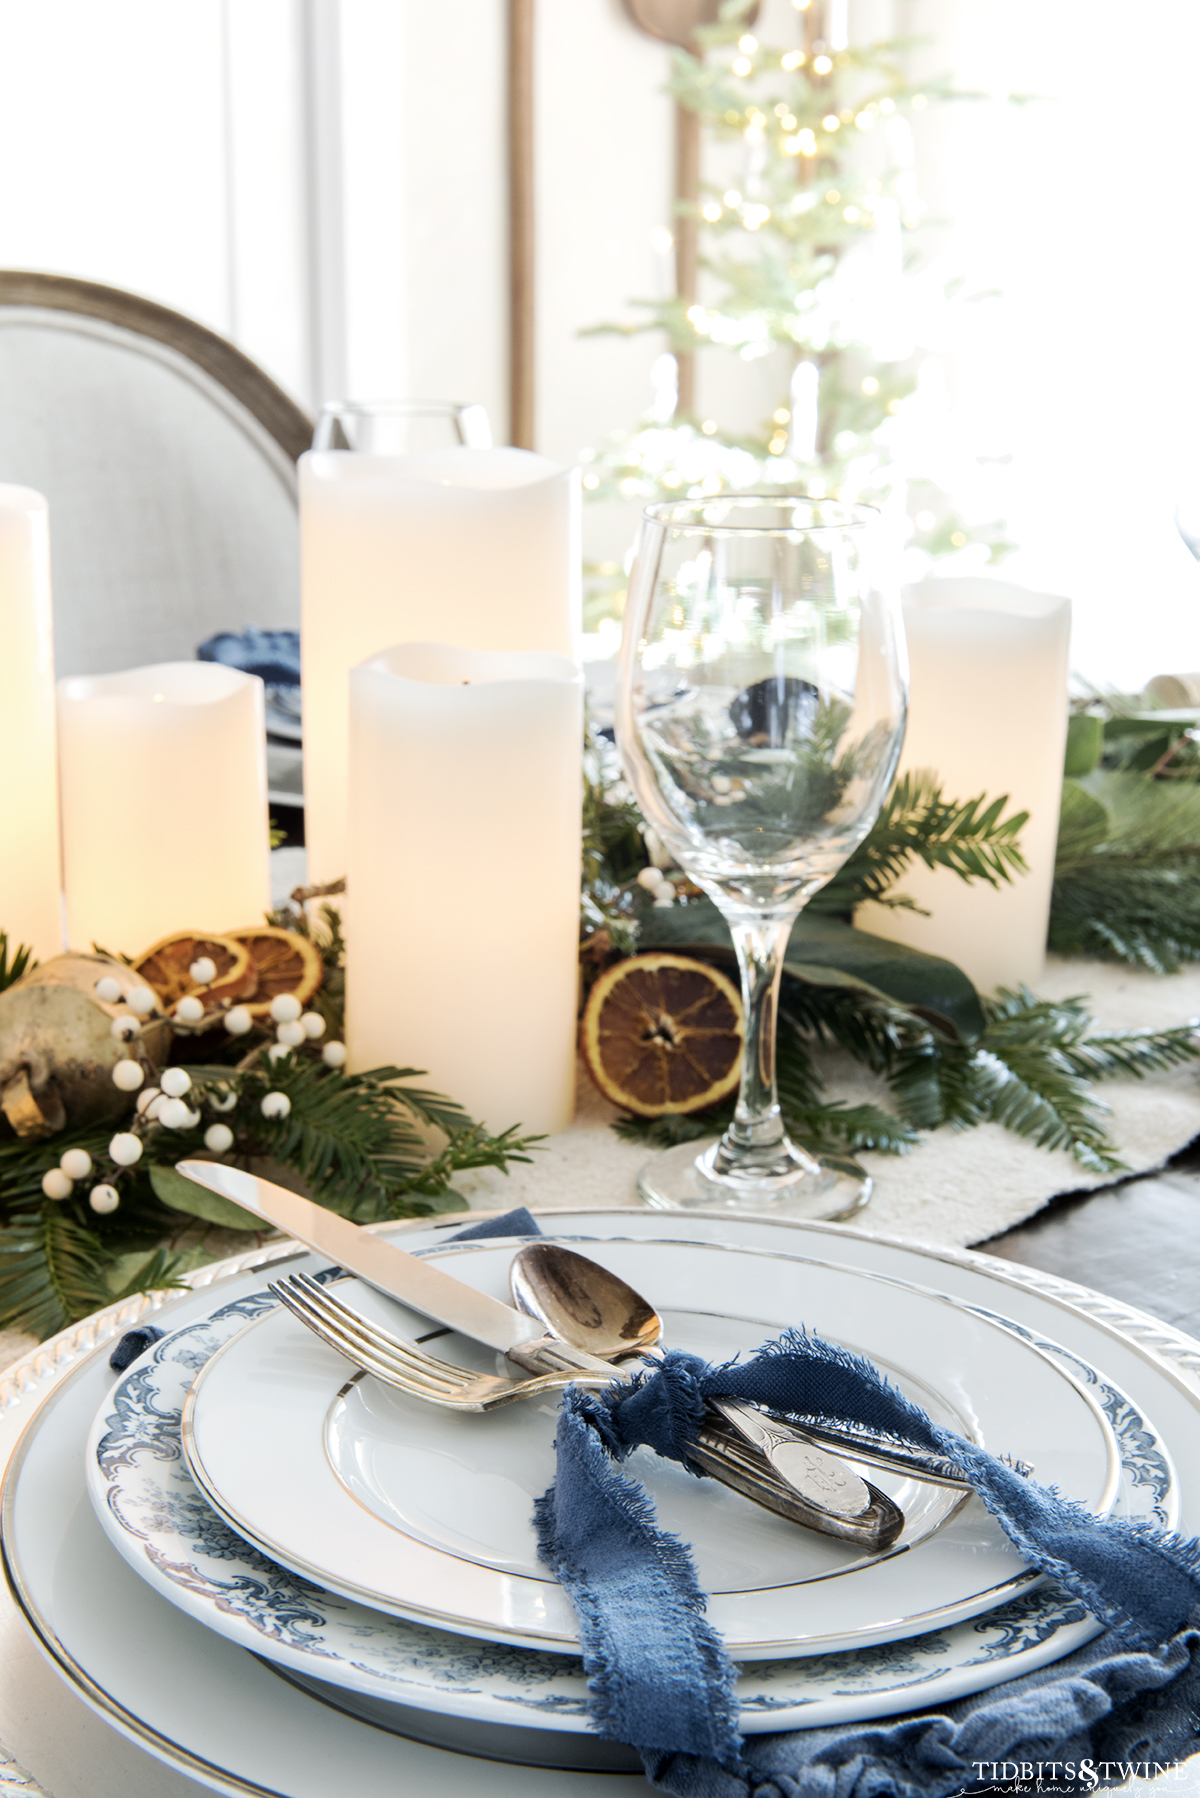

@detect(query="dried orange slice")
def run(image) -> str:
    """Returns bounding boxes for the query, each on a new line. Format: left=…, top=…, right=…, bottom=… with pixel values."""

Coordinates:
left=230, top=926, right=323, bottom=1017
left=581, top=953, right=744, bottom=1117
left=133, top=932, right=254, bottom=1008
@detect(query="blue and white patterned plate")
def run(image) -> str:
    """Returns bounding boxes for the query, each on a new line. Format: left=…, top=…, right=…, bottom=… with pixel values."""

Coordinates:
left=82, top=1245, right=1176, bottom=1737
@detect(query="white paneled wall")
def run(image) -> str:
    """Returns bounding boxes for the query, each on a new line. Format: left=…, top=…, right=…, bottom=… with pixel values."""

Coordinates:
left=0, top=0, right=1198, bottom=683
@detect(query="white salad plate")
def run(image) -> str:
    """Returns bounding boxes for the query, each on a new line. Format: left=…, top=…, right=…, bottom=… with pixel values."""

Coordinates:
left=166, top=1237, right=1123, bottom=1658
left=0, top=1208, right=1194, bottom=1798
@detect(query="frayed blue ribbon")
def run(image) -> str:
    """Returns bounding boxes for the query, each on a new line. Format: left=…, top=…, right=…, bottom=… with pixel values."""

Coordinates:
left=535, top=1327, right=1200, bottom=1778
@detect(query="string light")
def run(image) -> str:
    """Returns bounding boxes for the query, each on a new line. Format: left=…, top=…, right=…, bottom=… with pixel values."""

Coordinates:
left=732, top=56, right=752, bottom=75
left=702, top=202, right=722, bottom=221
left=738, top=34, right=757, bottom=51
left=825, top=189, right=841, bottom=202
left=781, top=50, right=806, bottom=70
left=701, top=420, right=718, bottom=435
left=583, top=473, right=600, bottom=489
left=951, top=531, right=967, bottom=546
left=723, top=189, right=742, bottom=207
left=813, top=54, right=833, bottom=74
left=743, top=204, right=771, bottom=229
left=822, top=114, right=840, bottom=130
left=879, top=97, right=895, bottom=113
left=773, top=408, right=791, bottom=423
left=792, top=0, right=811, bottom=10
left=843, top=206, right=859, bottom=221
left=855, top=111, right=874, bottom=129
left=861, top=376, right=879, bottom=395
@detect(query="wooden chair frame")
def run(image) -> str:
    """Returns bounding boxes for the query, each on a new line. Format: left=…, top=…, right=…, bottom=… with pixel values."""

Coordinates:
left=0, top=270, right=313, bottom=464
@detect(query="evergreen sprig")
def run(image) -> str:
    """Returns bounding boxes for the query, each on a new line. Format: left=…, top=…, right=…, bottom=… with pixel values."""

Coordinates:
left=1050, top=775, right=1200, bottom=972
left=0, top=932, right=35, bottom=993
left=0, top=900, right=544, bottom=1339
left=612, top=973, right=1200, bottom=1175
left=0, top=1202, right=125, bottom=1339
left=813, top=772, right=1029, bottom=915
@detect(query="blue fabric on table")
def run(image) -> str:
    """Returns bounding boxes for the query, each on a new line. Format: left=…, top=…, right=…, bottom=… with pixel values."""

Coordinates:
left=197, top=627, right=301, bottom=688
left=108, top=1323, right=165, bottom=1371
left=447, top=1206, right=541, bottom=1242
left=535, top=1328, right=1200, bottom=1793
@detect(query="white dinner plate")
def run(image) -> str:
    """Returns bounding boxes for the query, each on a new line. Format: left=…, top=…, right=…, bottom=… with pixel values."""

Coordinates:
left=1, top=1210, right=1192, bottom=1795
left=170, top=1236, right=1120, bottom=1658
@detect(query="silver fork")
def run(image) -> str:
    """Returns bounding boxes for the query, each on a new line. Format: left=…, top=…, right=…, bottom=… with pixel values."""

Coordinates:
left=269, top=1272, right=903, bottom=1541
left=270, top=1272, right=612, bottom=1410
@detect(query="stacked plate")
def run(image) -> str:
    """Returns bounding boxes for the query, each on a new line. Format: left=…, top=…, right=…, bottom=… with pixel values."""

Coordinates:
left=3, top=1207, right=1198, bottom=1798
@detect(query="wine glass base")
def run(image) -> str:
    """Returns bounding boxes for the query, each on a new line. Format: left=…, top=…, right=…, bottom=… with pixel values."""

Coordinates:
left=635, top=1136, right=871, bottom=1222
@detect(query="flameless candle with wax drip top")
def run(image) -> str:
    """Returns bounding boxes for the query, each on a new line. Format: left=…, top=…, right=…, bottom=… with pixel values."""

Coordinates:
left=856, top=577, right=1071, bottom=994
left=58, top=662, right=270, bottom=954
left=345, top=643, right=582, bottom=1136
left=0, top=486, right=62, bottom=958
left=299, top=445, right=579, bottom=886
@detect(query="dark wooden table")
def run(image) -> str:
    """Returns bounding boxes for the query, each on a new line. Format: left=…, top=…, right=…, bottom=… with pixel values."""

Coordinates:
left=980, top=1139, right=1200, bottom=1340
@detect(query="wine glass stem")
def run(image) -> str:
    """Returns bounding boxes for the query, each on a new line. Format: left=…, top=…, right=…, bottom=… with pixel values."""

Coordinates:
left=724, top=912, right=799, bottom=1152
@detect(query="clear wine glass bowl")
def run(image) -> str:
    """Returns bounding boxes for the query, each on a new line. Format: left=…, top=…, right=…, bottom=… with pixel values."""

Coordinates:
left=615, top=496, right=908, bottom=1217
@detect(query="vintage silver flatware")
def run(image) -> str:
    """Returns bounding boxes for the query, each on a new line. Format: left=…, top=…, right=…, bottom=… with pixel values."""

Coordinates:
left=175, top=1163, right=854, bottom=1532
left=511, top=1242, right=971, bottom=1496
left=268, top=1271, right=867, bottom=1531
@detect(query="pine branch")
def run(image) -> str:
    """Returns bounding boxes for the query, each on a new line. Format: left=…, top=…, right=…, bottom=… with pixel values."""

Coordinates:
left=394, top=1123, right=544, bottom=1213
left=1058, top=1023, right=1200, bottom=1081
left=0, top=1203, right=111, bottom=1338
left=1051, top=774, right=1200, bottom=970
left=887, top=1037, right=985, bottom=1132
left=813, top=771, right=1029, bottom=914
left=779, top=976, right=913, bottom=1074
left=969, top=1049, right=1122, bottom=1174
left=0, top=931, right=35, bottom=993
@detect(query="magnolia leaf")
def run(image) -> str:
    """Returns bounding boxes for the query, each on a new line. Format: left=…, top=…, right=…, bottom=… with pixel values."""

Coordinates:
left=149, top=1163, right=263, bottom=1232
left=635, top=899, right=985, bottom=1042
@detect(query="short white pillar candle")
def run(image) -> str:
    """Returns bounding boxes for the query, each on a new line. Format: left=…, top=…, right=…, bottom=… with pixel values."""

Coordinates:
left=58, top=662, right=270, bottom=954
left=0, top=486, right=62, bottom=958
left=855, top=577, right=1071, bottom=994
left=300, top=446, right=580, bottom=885
left=346, top=643, right=582, bottom=1136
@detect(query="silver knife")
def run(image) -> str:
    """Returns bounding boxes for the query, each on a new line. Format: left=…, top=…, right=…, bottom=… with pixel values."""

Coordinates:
left=176, top=1162, right=897, bottom=1542
left=175, top=1161, right=605, bottom=1376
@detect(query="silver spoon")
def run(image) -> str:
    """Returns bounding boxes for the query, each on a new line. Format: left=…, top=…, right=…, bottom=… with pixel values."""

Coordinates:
left=510, top=1242, right=911, bottom=1549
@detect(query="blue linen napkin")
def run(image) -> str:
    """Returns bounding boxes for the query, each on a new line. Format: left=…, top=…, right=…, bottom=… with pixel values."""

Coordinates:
left=530, top=1297, right=1200, bottom=1791
left=197, top=626, right=301, bottom=688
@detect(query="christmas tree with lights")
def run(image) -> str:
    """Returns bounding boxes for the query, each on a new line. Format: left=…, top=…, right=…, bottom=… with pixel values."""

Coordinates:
left=582, top=0, right=1008, bottom=619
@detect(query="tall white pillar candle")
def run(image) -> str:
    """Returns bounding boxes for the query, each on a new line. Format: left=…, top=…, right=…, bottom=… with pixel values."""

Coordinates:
left=856, top=578, right=1071, bottom=993
left=301, top=446, right=581, bottom=884
left=346, top=643, right=582, bottom=1135
left=59, top=662, right=270, bottom=954
left=0, top=487, right=62, bottom=958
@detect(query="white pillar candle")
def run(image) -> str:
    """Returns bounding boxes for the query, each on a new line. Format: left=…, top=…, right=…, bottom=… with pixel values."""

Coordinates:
left=0, top=487, right=63, bottom=959
left=856, top=578, right=1071, bottom=993
left=58, top=662, right=270, bottom=955
left=346, top=643, right=581, bottom=1135
left=301, top=446, right=581, bottom=885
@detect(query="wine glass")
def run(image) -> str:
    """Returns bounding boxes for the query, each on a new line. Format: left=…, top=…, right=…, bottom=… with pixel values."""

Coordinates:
left=312, top=399, right=492, bottom=453
left=614, top=496, right=907, bottom=1217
